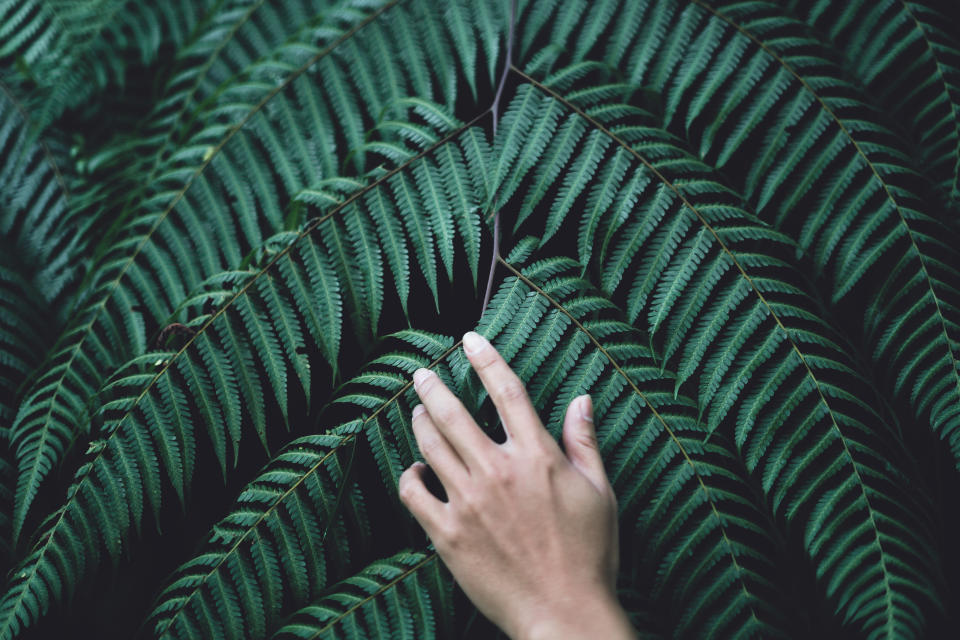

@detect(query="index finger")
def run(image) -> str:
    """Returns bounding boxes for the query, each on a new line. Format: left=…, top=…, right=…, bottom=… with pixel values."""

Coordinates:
left=461, top=331, right=544, bottom=444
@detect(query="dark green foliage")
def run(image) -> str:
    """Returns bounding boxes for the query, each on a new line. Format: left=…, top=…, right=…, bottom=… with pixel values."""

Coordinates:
left=0, top=1, right=958, bottom=639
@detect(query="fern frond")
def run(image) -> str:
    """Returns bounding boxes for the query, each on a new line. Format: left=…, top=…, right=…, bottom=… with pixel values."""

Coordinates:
left=488, top=260, right=793, bottom=638
left=329, top=260, right=792, bottom=637
left=7, top=0, right=485, bottom=543
left=489, top=85, right=942, bottom=638
left=770, top=0, right=960, bottom=207
left=148, top=328, right=463, bottom=640
left=5, top=4, right=957, bottom=635
left=0, top=0, right=220, bottom=130
left=0, top=84, right=78, bottom=303
left=0, top=87, right=83, bottom=558
left=147, top=433, right=367, bottom=639
left=517, top=0, right=960, bottom=471
left=272, top=551, right=451, bottom=640
left=0, top=118, right=487, bottom=639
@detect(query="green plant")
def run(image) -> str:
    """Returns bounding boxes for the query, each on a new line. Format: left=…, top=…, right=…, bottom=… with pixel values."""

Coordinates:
left=1, top=0, right=959, bottom=638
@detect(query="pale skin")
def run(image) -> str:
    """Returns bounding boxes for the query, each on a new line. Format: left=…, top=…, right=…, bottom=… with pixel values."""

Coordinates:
left=398, top=330, right=636, bottom=640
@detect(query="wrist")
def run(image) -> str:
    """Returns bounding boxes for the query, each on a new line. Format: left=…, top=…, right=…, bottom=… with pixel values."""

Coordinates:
left=514, top=588, right=635, bottom=640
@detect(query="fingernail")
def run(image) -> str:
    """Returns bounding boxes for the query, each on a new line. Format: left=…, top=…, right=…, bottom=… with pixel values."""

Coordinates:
left=463, top=331, right=487, bottom=355
left=413, top=368, right=433, bottom=390
left=578, top=394, right=594, bottom=423
left=412, top=404, right=426, bottom=418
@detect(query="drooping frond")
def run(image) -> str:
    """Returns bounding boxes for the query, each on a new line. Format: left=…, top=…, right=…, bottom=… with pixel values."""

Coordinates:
left=0, top=85, right=78, bottom=556
left=499, top=261, right=794, bottom=638
left=513, top=0, right=960, bottom=472
left=332, top=261, right=793, bottom=638
left=7, top=0, right=490, bottom=542
left=0, top=256, right=49, bottom=452
left=0, top=83, right=78, bottom=304
left=145, top=325, right=473, bottom=640
left=484, top=87, right=942, bottom=638
left=271, top=551, right=451, bottom=640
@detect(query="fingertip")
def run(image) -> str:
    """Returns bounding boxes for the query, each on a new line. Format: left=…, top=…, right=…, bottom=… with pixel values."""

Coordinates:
left=399, top=462, right=427, bottom=505
left=462, top=331, right=488, bottom=356
left=577, top=394, right=594, bottom=423
left=413, top=368, right=434, bottom=390
left=563, top=394, right=607, bottom=489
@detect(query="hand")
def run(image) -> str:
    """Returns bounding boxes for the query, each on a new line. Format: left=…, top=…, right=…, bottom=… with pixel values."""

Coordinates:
left=398, top=331, right=635, bottom=640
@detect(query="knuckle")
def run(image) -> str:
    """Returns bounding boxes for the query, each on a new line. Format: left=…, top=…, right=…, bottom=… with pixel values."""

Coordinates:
left=435, top=405, right=460, bottom=426
left=457, top=488, right=484, bottom=515
left=418, top=437, right=443, bottom=459
left=497, top=379, right=528, bottom=403
left=485, top=461, right=513, bottom=486
left=435, top=521, right=461, bottom=549
left=398, top=471, right=416, bottom=503
left=537, top=452, right=557, bottom=473
left=527, top=439, right=556, bottom=463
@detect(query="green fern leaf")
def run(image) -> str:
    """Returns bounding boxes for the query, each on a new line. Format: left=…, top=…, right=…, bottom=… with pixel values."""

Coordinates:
left=272, top=551, right=452, bottom=640
left=147, top=433, right=367, bottom=639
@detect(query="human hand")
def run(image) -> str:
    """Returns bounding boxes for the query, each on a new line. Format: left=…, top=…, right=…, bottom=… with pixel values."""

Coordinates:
left=398, top=331, right=635, bottom=640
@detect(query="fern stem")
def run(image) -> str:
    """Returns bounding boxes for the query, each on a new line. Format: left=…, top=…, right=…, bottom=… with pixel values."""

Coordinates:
left=480, top=0, right=517, bottom=319
left=480, top=210, right=501, bottom=317
left=489, top=0, right=517, bottom=138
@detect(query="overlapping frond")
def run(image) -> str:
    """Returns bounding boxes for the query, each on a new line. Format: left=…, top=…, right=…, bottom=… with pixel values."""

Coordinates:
left=328, top=259, right=790, bottom=638
left=497, top=260, right=794, bottom=638
left=0, top=84, right=78, bottom=305
left=145, top=332, right=467, bottom=640
left=0, top=0, right=220, bottom=129
left=0, top=119, right=489, bottom=639
left=487, top=87, right=942, bottom=638
left=7, top=0, right=491, bottom=543
left=515, top=0, right=960, bottom=472
left=0, top=86, right=78, bottom=557
left=1, top=1, right=957, bottom=637
left=0, top=256, right=49, bottom=449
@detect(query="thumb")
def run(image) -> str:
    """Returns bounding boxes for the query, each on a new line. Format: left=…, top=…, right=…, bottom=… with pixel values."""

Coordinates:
left=562, top=394, right=608, bottom=491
